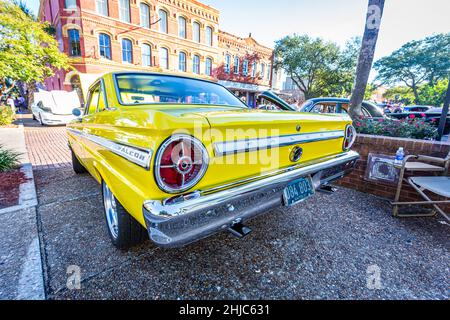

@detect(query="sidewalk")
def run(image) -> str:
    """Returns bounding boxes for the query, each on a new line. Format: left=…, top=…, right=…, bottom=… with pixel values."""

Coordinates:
left=0, top=116, right=44, bottom=300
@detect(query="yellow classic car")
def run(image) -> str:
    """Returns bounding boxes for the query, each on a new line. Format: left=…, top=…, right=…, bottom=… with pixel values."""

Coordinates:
left=67, top=72, right=359, bottom=249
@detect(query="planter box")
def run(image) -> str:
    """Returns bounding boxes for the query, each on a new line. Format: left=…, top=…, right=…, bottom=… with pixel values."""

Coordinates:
left=0, top=164, right=37, bottom=214
left=337, top=134, right=450, bottom=203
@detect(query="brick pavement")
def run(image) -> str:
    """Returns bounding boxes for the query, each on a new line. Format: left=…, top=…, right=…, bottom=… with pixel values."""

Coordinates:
left=20, top=115, right=71, bottom=171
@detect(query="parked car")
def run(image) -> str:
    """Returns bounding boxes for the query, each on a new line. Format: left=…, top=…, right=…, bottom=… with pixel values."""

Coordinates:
left=67, top=72, right=359, bottom=249
left=32, top=91, right=80, bottom=126
left=403, top=105, right=433, bottom=113
left=299, top=98, right=385, bottom=118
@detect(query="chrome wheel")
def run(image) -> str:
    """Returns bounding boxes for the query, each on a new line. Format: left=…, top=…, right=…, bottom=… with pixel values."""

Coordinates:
left=103, top=182, right=119, bottom=239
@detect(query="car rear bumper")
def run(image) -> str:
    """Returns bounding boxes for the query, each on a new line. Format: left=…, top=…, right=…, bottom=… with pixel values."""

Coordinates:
left=143, top=151, right=359, bottom=248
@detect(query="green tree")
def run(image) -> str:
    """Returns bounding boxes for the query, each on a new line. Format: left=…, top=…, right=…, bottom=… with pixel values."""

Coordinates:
left=274, top=34, right=358, bottom=99
left=418, top=79, right=449, bottom=106
left=0, top=0, right=69, bottom=95
left=320, top=37, right=361, bottom=97
left=383, top=79, right=449, bottom=106
left=383, top=86, right=415, bottom=105
left=349, top=0, right=385, bottom=119
left=374, top=33, right=450, bottom=104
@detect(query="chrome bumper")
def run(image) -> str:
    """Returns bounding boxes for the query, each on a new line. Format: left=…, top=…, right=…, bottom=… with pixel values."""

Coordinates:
left=143, top=151, right=359, bottom=248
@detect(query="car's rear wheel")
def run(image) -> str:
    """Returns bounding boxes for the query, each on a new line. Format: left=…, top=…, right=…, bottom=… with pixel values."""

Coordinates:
left=70, top=148, right=87, bottom=174
left=102, top=181, right=148, bottom=249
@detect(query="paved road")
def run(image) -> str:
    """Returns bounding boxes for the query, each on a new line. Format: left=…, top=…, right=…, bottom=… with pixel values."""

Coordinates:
left=21, top=116, right=450, bottom=299
left=21, top=114, right=71, bottom=171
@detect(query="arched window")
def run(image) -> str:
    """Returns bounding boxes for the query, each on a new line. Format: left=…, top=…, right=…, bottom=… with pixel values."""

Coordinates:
left=160, top=47, right=169, bottom=69
left=122, top=39, right=133, bottom=63
left=205, top=58, right=212, bottom=76
left=267, top=64, right=271, bottom=80
left=193, top=55, right=200, bottom=74
left=178, top=16, right=186, bottom=38
left=68, top=29, right=81, bottom=56
left=205, top=27, right=213, bottom=46
left=119, top=0, right=130, bottom=23
left=261, top=63, right=266, bottom=79
left=178, top=52, right=187, bottom=72
left=65, top=0, right=76, bottom=9
left=142, top=44, right=152, bottom=67
left=99, top=33, right=111, bottom=60
left=234, top=57, right=240, bottom=75
left=140, top=3, right=150, bottom=28
left=242, top=60, right=249, bottom=76
left=224, top=54, right=231, bottom=74
left=193, top=22, right=200, bottom=43
left=159, top=10, right=168, bottom=33
left=96, top=0, right=108, bottom=16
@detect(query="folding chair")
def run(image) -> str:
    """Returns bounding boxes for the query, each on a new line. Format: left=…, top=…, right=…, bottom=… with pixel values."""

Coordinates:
left=392, top=152, right=450, bottom=222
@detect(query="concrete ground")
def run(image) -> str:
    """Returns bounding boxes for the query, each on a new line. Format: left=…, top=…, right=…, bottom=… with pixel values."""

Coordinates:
left=3, top=114, right=450, bottom=300
left=0, top=116, right=42, bottom=300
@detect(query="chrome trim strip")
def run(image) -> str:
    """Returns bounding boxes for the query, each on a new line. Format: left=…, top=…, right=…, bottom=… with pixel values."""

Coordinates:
left=214, top=131, right=345, bottom=156
left=68, top=128, right=153, bottom=170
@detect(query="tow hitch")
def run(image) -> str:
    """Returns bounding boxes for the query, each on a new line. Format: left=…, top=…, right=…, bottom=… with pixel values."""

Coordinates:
left=318, top=185, right=338, bottom=194
left=228, top=221, right=252, bottom=239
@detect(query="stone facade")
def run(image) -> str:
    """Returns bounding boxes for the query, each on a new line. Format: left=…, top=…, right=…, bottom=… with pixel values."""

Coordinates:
left=38, top=0, right=273, bottom=103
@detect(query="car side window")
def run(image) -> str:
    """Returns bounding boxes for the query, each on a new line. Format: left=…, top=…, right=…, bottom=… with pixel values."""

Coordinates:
left=86, top=84, right=100, bottom=115
left=311, top=104, right=324, bottom=113
left=311, top=103, right=337, bottom=114
left=340, top=104, right=349, bottom=114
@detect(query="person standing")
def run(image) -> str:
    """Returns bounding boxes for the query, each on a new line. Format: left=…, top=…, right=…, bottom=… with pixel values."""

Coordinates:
left=6, top=95, right=16, bottom=114
left=18, top=95, right=26, bottom=113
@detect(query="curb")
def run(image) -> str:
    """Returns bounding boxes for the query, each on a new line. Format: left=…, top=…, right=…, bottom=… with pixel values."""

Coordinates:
left=0, top=120, right=45, bottom=300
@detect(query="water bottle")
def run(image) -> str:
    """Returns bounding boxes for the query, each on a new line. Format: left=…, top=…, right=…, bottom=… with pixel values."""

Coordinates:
left=394, top=147, right=405, bottom=165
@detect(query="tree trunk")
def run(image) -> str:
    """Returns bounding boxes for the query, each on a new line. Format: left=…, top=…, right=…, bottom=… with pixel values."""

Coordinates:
left=437, top=78, right=450, bottom=141
left=412, top=85, right=421, bottom=105
left=349, top=0, right=385, bottom=120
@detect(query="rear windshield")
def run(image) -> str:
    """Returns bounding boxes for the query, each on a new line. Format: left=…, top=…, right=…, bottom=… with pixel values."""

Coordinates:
left=115, top=74, right=247, bottom=108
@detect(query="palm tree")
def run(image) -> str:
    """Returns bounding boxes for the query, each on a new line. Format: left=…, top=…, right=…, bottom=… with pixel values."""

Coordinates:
left=349, top=0, right=385, bottom=119
left=437, top=78, right=450, bottom=141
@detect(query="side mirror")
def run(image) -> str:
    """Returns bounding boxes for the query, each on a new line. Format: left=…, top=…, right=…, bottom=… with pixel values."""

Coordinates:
left=72, top=108, right=82, bottom=117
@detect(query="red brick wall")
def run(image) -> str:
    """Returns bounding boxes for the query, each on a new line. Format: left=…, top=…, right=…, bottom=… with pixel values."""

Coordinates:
left=337, top=134, right=450, bottom=202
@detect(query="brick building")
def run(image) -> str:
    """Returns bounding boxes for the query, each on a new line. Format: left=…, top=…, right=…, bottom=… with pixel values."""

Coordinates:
left=38, top=0, right=274, bottom=104
left=216, top=31, right=273, bottom=108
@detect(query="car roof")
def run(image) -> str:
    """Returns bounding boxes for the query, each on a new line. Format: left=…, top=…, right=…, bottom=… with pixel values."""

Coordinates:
left=306, top=97, right=351, bottom=103
left=108, top=71, right=219, bottom=85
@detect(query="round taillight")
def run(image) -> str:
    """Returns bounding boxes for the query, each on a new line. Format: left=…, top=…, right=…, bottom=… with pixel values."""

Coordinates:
left=155, top=135, right=209, bottom=194
left=343, top=125, right=357, bottom=151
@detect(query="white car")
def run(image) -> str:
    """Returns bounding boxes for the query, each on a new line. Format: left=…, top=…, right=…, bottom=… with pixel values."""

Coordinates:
left=32, top=91, right=80, bottom=126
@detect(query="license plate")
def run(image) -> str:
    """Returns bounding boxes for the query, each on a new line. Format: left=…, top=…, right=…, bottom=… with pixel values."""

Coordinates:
left=283, top=177, right=315, bottom=207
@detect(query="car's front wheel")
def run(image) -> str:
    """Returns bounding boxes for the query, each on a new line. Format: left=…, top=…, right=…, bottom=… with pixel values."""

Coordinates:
left=102, top=181, right=148, bottom=249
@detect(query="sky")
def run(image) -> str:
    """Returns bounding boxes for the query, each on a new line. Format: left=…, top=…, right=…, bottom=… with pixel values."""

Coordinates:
left=26, top=0, right=449, bottom=75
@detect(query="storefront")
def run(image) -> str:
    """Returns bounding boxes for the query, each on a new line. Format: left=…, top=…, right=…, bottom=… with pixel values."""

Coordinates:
left=218, top=80, right=271, bottom=108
